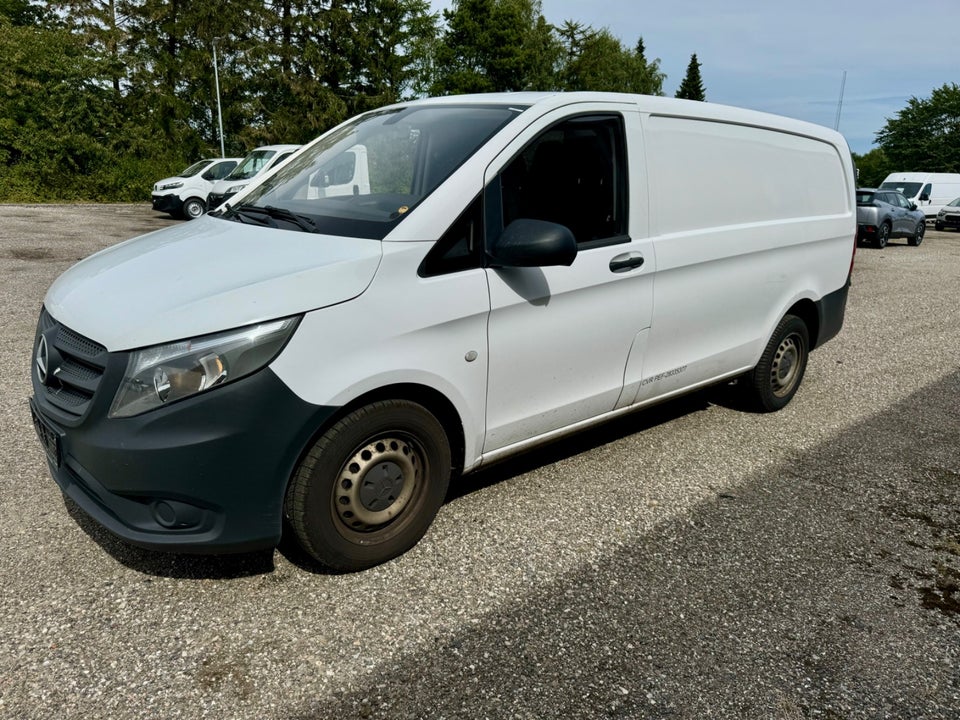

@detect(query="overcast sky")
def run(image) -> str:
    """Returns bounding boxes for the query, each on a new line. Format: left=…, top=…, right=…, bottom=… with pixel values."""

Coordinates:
left=427, top=0, right=958, bottom=154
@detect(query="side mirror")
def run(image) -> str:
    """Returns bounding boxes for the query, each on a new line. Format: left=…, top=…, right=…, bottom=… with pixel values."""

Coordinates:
left=910, top=202, right=918, bottom=211
left=488, top=219, right=577, bottom=268
left=919, top=193, right=930, bottom=202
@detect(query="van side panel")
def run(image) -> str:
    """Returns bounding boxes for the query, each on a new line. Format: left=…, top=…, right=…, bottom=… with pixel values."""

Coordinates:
left=637, top=115, right=853, bottom=401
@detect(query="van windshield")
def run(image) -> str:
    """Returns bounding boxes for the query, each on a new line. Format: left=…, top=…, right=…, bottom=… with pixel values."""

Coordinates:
left=879, top=181, right=922, bottom=198
left=179, top=161, right=211, bottom=178
left=221, top=104, right=523, bottom=239
left=226, top=150, right=277, bottom=181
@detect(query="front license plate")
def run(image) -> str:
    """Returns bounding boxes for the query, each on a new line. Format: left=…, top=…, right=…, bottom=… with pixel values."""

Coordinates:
left=30, top=405, right=61, bottom=468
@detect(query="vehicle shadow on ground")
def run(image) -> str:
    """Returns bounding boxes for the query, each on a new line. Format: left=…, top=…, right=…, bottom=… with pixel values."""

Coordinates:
left=63, top=498, right=276, bottom=580
left=285, top=370, right=960, bottom=719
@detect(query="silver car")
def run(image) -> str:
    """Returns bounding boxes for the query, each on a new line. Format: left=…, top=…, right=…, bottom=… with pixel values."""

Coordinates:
left=856, top=188, right=925, bottom=248
left=935, top=196, right=960, bottom=231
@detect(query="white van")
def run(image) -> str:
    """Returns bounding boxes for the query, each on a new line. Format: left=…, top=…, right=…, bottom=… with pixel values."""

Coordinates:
left=879, top=172, right=960, bottom=220
left=207, top=144, right=301, bottom=210
left=151, top=158, right=242, bottom=219
left=30, top=93, right=856, bottom=571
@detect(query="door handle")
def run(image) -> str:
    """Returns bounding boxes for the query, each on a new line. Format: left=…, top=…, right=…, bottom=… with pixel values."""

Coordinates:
left=609, top=252, right=645, bottom=273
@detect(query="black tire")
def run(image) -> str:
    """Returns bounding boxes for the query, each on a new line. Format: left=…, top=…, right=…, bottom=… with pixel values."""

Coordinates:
left=935, top=222, right=944, bottom=231
left=876, top=222, right=889, bottom=249
left=745, top=314, right=809, bottom=412
left=285, top=400, right=451, bottom=571
left=908, top=220, right=924, bottom=246
left=182, top=197, right=206, bottom=220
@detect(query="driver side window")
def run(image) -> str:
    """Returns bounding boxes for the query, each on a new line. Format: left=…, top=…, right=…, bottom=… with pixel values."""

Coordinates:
left=498, top=114, right=628, bottom=245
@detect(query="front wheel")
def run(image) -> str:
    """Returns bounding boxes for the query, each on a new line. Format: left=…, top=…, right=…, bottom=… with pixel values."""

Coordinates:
left=285, top=400, right=452, bottom=572
left=182, top=197, right=206, bottom=220
left=744, top=314, right=809, bottom=412
left=935, top=222, right=944, bottom=231
left=908, top=220, right=924, bottom=246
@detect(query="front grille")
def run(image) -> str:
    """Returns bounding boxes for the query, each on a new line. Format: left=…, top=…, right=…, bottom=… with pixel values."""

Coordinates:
left=35, top=308, right=108, bottom=418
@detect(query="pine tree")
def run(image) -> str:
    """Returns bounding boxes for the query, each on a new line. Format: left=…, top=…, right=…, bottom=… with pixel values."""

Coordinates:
left=675, top=53, right=705, bottom=101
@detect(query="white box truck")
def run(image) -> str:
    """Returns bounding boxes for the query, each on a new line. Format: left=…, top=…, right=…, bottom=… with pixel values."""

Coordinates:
left=30, top=92, right=856, bottom=571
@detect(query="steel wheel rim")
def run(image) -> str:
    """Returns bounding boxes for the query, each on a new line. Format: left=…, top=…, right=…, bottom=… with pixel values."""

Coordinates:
left=185, top=201, right=204, bottom=218
left=333, top=435, right=423, bottom=532
left=770, top=334, right=803, bottom=397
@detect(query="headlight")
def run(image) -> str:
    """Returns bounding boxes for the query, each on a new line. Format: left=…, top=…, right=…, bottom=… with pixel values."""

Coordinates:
left=158, top=181, right=184, bottom=191
left=226, top=184, right=247, bottom=195
left=938, top=210, right=946, bottom=218
left=109, top=316, right=300, bottom=418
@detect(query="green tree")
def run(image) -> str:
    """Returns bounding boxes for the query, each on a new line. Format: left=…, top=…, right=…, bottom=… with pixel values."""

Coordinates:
left=122, top=0, right=267, bottom=156
left=0, top=19, right=143, bottom=200
left=851, top=147, right=892, bottom=188
left=675, top=53, right=705, bottom=101
left=430, top=0, right=561, bottom=94
left=557, top=23, right=664, bottom=95
left=0, top=0, right=45, bottom=24
left=875, top=83, right=960, bottom=172
left=54, top=0, right=129, bottom=94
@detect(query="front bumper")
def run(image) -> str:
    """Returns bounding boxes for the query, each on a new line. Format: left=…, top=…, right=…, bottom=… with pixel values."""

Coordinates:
left=207, top=192, right=235, bottom=210
left=29, top=314, right=335, bottom=554
left=936, top=215, right=960, bottom=229
left=151, top=193, right=184, bottom=215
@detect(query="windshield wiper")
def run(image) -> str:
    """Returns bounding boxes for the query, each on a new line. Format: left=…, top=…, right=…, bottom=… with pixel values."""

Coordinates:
left=232, top=205, right=319, bottom=233
left=229, top=206, right=276, bottom=227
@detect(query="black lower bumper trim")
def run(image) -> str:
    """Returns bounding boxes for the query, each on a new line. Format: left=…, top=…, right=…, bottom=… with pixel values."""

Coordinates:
left=31, top=369, right=337, bottom=554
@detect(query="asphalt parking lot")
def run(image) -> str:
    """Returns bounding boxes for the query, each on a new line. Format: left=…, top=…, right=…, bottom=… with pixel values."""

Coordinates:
left=1, top=204, right=959, bottom=719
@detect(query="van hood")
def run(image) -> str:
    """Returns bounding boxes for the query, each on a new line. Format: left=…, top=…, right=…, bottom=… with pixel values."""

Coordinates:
left=44, top=216, right=382, bottom=351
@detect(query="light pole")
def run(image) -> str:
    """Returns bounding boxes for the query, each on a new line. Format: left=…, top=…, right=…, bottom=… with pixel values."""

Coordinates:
left=212, top=39, right=226, bottom=157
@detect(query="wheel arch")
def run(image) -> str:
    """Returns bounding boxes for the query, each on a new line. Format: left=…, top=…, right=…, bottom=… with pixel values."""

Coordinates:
left=785, top=297, right=820, bottom=349
left=288, top=382, right=467, bottom=490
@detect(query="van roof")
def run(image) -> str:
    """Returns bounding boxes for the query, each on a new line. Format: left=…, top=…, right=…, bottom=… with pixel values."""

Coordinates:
left=249, top=144, right=301, bottom=153
left=392, top=91, right=847, bottom=147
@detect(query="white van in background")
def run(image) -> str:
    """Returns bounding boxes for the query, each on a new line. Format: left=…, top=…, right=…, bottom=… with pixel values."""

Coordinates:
left=879, top=172, right=960, bottom=220
left=151, top=158, right=241, bottom=219
left=207, top=144, right=301, bottom=210
left=30, top=92, right=856, bottom=572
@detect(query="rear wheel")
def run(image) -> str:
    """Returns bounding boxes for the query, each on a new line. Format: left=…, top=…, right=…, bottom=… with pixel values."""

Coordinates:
left=908, top=220, right=924, bottom=246
left=182, top=197, right=206, bottom=220
left=744, top=314, right=809, bottom=412
left=285, top=400, right=451, bottom=572
left=876, top=222, right=890, bottom=249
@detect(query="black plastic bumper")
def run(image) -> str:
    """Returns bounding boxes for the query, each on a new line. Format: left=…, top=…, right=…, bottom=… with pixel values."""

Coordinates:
left=813, top=282, right=849, bottom=350
left=30, top=365, right=336, bottom=554
left=151, top=193, right=183, bottom=215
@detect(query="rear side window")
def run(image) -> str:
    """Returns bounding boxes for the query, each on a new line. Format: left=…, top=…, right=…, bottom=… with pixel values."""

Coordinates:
left=496, top=114, right=628, bottom=245
left=856, top=191, right=875, bottom=204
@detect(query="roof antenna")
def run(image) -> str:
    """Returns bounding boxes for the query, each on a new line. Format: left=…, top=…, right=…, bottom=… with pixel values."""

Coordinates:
left=834, top=70, right=847, bottom=131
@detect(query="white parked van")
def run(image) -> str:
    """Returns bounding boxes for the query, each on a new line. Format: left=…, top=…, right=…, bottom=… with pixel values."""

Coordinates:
left=30, top=93, right=856, bottom=571
left=207, top=144, right=301, bottom=210
left=879, top=172, right=960, bottom=220
left=151, top=158, right=242, bottom=219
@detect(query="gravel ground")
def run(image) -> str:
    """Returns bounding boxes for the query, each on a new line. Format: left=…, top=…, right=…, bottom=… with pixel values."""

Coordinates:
left=1, top=204, right=958, bottom=719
